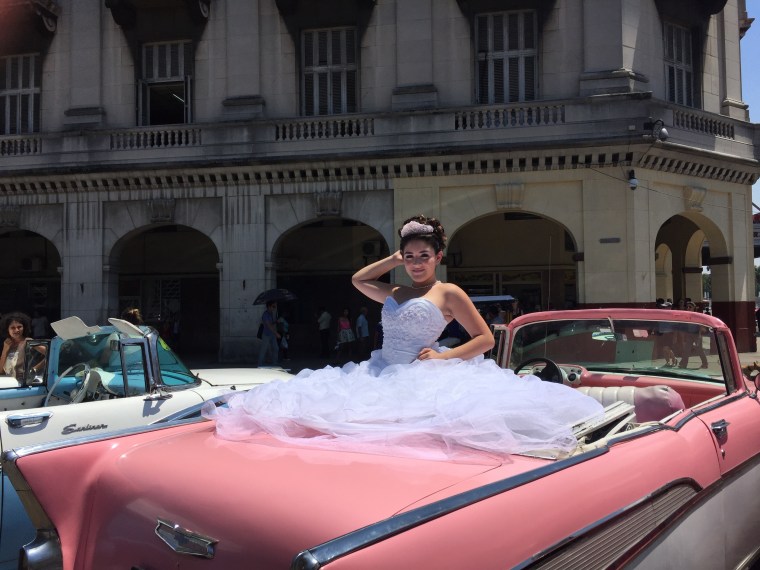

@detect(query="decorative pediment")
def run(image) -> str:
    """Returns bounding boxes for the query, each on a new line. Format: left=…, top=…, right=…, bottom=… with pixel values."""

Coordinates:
left=654, top=0, right=727, bottom=24
left=0, top=0, right=60, bottom=53
left=456, top=0, right=557, bottom=24
left=274, top=0, right=375, bottom=41
left=105, top=0, right=210, bottom=31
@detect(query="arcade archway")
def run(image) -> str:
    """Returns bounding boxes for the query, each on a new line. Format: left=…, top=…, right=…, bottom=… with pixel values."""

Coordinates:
left=111, top=225, right=219, bottom=357
left=274, top=218, right=389, bottom=356
left=446, top=212, right=578, bottom=311
left=0, top=230, right=61, bottom=325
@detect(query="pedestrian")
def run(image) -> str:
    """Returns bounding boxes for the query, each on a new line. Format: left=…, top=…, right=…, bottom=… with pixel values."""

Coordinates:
left=277, top=312, right=290, bottom=361
left=335, top=307, right=356, bottom=362
left=31, top=310, right=50, bottom=338
left=258, top=301, right=280, bottom=367
left=317, top=306, right=332, bottom=357
left=355, top=306, right=370, bottom=360
left=121, top=307, right=144, bottom=325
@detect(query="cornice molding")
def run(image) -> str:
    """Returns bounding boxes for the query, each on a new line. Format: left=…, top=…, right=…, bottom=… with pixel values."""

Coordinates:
left=0, top=146, right=755, bottom=196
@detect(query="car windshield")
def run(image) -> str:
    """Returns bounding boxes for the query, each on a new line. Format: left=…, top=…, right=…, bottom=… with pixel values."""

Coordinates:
left=57, top=329, right=196, bottom=387
left=508, top=318, right=724, bottom=383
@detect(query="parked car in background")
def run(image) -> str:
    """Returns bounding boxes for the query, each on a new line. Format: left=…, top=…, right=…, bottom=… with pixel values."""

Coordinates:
left=5, top=308, right=760, bottom=570
left=0, top=316, right=291, bottom=570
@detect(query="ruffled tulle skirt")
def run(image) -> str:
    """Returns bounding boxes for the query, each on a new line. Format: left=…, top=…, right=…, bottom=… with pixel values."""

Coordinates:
left=204, top=351, right=604, bottom=461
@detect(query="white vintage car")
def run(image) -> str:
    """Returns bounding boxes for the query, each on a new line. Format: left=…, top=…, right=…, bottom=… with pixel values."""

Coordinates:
left=0, top=316, right=291, bottom=569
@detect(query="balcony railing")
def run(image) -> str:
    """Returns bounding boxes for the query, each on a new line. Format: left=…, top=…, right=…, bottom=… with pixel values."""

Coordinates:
left=0, top=98, right=754, bottom=173
left=0, top=136, right=42, bottom=156
left=274, top=117, right=375, bottom=141
left=454, top=104, right=565, bottom=130
left=673, top=108, right=735, bottom=140
left=110, top=126, right=202, bottom=150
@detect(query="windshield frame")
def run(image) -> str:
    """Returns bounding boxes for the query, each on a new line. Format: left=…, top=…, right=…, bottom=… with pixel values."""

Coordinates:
left=508, top=315, right=726, bottom=386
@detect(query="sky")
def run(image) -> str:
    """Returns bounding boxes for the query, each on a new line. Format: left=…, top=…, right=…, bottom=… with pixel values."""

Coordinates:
left=743, top=0, right=760, bottom=208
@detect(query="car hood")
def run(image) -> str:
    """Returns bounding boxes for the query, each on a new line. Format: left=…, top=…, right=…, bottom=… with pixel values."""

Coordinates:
left=16, top=421, right=546, bottom=569
left=194, top=366, right=293, bottom=386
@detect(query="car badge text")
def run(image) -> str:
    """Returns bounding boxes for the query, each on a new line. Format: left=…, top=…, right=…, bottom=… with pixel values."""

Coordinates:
left=61, top=423, right=108, bottom=435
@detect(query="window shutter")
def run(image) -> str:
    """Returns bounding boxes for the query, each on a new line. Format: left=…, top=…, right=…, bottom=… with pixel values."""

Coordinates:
left=346, top=69, right=357, bottom=112
left=137, top=79, right=149, bottom=126
left=301, top=26, right=358, bottom=116
left=475, top=10, right=538, bottom=105
left=318, top=71, right=328, bottom=115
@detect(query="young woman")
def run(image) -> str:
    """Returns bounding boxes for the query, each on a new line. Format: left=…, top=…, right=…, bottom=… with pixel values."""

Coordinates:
left=207, top=216, right=603, bottom=460
left=0, top=312, right=32, bottom=380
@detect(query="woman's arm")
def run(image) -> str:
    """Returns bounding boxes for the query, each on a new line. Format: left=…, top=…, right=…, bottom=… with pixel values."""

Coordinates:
left=351, top=252, right=402, bottom=304
left=419, top=285, right=494, bottom=361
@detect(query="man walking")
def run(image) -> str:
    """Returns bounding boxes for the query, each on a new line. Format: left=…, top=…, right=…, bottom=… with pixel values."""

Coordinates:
left=355, top=306, right=370, bottom=360
left=317, top=306, right=332, bottom=357
left=258, top=301, right=280, bottom=367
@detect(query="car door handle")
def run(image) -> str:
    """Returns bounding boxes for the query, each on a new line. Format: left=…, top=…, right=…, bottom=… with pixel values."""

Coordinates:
left=6, top=411, right=53, bottom=429
left=711, top=419, right=730, bottom=439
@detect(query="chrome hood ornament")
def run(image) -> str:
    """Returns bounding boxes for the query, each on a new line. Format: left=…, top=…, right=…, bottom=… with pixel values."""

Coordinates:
left=155, top=518, right=218, bottom=559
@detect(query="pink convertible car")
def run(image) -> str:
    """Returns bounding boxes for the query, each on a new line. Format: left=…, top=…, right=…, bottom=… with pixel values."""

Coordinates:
left=5, top=308, right=760, bottom=569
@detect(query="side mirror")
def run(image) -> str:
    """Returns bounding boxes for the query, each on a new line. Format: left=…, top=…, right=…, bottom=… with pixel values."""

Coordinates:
left=23, top=340, right=50, bottom=386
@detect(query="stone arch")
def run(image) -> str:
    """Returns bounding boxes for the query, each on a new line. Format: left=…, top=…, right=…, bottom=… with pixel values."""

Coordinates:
left=108, top=223, right=220, bottom=358
left=272, top=216, right=390, bottom=356
left=446, top=211, right=579, bottom=311
left=655, top=212, right=728, bottom=305
left=0, top=229, right=62, bottom=320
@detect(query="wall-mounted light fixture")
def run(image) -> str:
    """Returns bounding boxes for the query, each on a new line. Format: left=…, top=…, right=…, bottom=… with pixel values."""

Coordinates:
left=628, top=170, right=638, bottom=190
left=643, top=118, right=669, bottom=142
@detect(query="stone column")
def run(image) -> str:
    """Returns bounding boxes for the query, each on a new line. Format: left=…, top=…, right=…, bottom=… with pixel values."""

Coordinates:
left=59, top=196, right=106, bottom=324
left=393, top=0, right=438, bottom=110
left=580, top=0, right=647, bottom=95
left=717, top=0, right=749, bottom=119
left=222, top=0, right=265, bottom=119
left=63, top=0, right=105, bottom=128
left=218, top=189, right=267, bottom=362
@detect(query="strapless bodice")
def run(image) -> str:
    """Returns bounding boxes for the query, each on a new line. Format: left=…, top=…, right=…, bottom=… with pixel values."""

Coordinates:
left=381, top=296, right=448, bottom=364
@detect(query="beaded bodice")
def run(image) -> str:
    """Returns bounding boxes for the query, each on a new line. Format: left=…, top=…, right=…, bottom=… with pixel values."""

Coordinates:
left=381, top=297, right=448, bottom=365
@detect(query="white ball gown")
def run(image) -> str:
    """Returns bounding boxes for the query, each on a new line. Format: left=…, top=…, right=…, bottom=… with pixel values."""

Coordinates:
left=206, top=297, right=604, bottom=461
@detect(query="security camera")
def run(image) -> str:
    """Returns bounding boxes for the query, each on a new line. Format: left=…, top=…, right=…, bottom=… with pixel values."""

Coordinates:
left=628, top=170, right=638, bottom=190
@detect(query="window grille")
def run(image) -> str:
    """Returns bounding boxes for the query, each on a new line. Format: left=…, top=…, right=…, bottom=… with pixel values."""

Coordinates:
left=138, top=40, right=194, bottom=125
left=302, top=27, right=358, bottom=116
left=475, top=11, right=537, bottom=104
left=0, top=53, right=40, bottom=135
left=664, top=22, right=694, bottom=107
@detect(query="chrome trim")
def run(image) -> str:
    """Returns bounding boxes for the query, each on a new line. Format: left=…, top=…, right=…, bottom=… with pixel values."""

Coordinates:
left=6, top=411, right=53, bottom=429
left=155, top=518, right=218, bottom=559
left=2, top=417, right=206, bottom=462
left=516, top=479, right=701, bottom=569
left=291, top=447, right=608, bottom=570
left=3, top=450, right=63, bottom=570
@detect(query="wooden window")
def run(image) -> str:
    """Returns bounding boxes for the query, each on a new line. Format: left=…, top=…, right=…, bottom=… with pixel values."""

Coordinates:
left=139, top=40, right=193, bottom=126
left=302, top=27, right=358, bottom=116
left=663, top=22, right=695, bottom=107
left=0, top=53, right=40, bottom=135
left=475, top=11, right=537, bottom=105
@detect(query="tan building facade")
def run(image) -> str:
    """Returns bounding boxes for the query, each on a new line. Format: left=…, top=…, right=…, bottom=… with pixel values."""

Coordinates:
left=0, top=0, right=757, bottom=359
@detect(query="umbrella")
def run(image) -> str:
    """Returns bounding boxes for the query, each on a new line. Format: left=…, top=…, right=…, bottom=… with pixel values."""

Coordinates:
left=254, top=288, right=298, bottom=305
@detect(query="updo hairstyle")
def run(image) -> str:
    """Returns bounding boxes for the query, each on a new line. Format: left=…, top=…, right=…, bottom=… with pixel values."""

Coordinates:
left=398, top=215, right=447, bottom=253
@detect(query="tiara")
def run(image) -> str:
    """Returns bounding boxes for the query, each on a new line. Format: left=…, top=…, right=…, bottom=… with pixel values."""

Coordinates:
left=400, top=221, right=434, bottom=238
